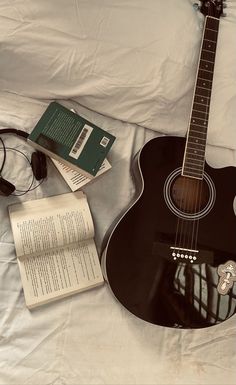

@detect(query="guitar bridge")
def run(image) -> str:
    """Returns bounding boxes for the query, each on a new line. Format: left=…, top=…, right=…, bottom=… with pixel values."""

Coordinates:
left=170, top=247, right=199, bottom=264
left=152, top=241, right=214, bottom=264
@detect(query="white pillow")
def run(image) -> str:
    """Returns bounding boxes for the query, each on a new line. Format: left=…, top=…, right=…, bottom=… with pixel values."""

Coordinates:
left=0, top=0, right=235, bottom=150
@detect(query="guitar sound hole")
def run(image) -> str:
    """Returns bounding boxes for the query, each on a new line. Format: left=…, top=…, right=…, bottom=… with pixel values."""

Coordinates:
left=170, top=176, right=209, bottom=214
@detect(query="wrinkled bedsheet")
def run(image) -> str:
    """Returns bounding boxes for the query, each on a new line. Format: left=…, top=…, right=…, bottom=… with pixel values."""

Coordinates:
left=0, top=1, right=236, bottom=384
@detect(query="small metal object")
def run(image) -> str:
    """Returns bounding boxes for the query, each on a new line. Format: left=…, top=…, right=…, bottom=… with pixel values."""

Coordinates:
left=217, top=261, right=236, bottom=295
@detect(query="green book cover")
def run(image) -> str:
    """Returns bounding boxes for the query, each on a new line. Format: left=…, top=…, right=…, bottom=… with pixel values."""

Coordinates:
left=28, top=102, right=116, bottom=178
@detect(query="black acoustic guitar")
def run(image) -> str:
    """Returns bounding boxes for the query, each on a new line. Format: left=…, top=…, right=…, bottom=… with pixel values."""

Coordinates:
left=102, top=0, right=236, bottom=329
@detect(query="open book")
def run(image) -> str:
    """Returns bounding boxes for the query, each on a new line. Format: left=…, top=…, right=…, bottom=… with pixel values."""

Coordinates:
left=8, top=191, right=104, bottom=309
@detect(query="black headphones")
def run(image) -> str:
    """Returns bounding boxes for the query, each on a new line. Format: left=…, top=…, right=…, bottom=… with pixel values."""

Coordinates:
left=0, top=128, right=47, bottom=196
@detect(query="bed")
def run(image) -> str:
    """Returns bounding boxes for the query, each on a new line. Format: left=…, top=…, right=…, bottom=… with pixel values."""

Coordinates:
left=0, top=0, right=236, bottom=384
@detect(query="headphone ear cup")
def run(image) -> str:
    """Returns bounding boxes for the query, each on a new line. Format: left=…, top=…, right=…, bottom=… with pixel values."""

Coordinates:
left=31, top=151, right=47, bottom=180
left=0, top=177, right=15, bottom=196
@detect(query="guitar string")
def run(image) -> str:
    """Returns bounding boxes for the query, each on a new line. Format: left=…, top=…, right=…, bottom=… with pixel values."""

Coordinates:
left=193, top=31, right=216, bottom=254
left=174, top=19, right=208, bottom=256
left=175, top=101, right=208, bottom=255
left=188, top=179, right=199, bottom=256
left=191, top=77, right=213, bottom=257
left=174, top=169, right=188, bottom=257
left=177, top=170, right=192, bottom=259
left=191, top=179, right=203, bottom=255
left=193, top=93, right=211, bottom=253
left=190, top=112, right=209, bottom=256
left=176, top=99, right=204, bottom=255
left=188, top=24, right=212, bottom=257
left=174, top=20, right=218, bottom=261
left=189, top=103, right=209, bottom=256
left=185, top=32, right=217, bottom=256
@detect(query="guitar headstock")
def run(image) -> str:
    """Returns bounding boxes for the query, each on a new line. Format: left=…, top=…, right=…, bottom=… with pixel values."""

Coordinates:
left=198, top=0, right=225, bottom=18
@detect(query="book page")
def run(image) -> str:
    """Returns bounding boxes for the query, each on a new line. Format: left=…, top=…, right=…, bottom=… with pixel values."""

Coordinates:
left=17, top=239, right=104, bottom=309
left=51, top=158, right=111, bottom=191
left=8, top=191, right=94, bottom=259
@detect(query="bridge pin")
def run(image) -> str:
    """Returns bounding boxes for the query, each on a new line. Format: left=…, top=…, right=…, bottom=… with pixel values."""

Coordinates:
left=189, top=255, right=192, bottom=259
left=185, top=255, right=188, bottom=259
left=177, top=253, right=180, bottom=257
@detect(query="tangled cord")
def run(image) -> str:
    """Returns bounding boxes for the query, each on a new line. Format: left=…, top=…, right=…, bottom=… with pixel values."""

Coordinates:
left=0, top=138, right=44, bottom=196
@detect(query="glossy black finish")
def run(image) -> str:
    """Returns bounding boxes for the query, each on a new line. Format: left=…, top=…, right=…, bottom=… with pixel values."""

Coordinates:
left=103, top=137, right=236, bottom=328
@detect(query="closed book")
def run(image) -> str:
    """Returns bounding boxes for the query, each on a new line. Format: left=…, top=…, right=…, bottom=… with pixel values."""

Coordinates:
left=27, top=102, right=116, bottom=178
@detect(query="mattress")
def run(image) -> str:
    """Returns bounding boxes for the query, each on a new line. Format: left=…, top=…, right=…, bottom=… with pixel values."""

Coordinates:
left=0, top=1, right=236, bottom=384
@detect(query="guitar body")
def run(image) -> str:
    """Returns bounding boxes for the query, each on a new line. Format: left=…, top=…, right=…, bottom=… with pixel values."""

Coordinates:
left=103, top=136, right=236, bottom=328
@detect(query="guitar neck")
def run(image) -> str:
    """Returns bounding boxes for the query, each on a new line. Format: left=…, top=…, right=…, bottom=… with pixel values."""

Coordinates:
left=182, top=16, right=220, bottom=179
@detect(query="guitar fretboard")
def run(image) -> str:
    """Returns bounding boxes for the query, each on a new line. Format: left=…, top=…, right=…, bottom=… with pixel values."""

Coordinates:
left=182, top=16, right=220, bottom=179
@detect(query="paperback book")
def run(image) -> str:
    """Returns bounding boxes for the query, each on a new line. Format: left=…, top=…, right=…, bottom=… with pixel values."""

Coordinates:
left=8, top=191, right=104, bottom=309
left=51, top=158, right=111, bottom=191
left=27, top=102, right=116, bottom=178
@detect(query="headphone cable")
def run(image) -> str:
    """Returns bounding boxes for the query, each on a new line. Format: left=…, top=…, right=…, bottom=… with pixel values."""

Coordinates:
left=0, top=137, right=7, bottom=175
left=0, top=143, right=45, bottom=196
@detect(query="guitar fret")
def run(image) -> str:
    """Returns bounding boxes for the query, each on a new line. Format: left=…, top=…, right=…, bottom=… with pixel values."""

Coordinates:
left=186, top=154, right=205, bottom=161
left=183, top=165, right=203, bottom=173
left=202, top=48, right=215, bottom=53
left=202, top=48, right=215, bottom=52
left=190, top=127, right=207, bottom=135
left=186, top=146, right=205, bottom=153
left=182, top=171, right=202, bottom=179
left=195, top=94, right=210, bottom=99
left=191, top=116, right=208, bottom=122
left=190, top=132, right=207, bottom=139
left=197, top=86, right=211, bottom=94
left=188, top=141, right=205, bottom=147
left=189, top=122, right=207, bottom=132
left=186, top=151, right=205, bottom=159
left=198, top=77, right=212, bottom=83
left=192, top=109, right=209, bottom=115
left=206, top=28, right=218, bottom=33
left=200, top=58, right=214, bottom=64
left=199, top=68, right=214, bottom=74
left=193, top=101, right=210, bottom=107
left=185, top=161, right=204, bottom=170
left=192, top=110, right=209, bottom=119
left=190, top=127, right=207, bottom=132
left=204, top=38, right=216, bottom=44
left=183, top=167, right=203, bottom=174
left=184, top=161, right=203, bottom=170
left=189, top=135, right=206, bottom=142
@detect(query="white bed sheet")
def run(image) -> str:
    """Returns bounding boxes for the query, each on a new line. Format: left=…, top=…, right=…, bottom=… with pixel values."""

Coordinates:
left=0, top=0, right=236, bottom=150
left=0, top=0, right=236, bottom=384
left=0, top=93, right=235, bottom=385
